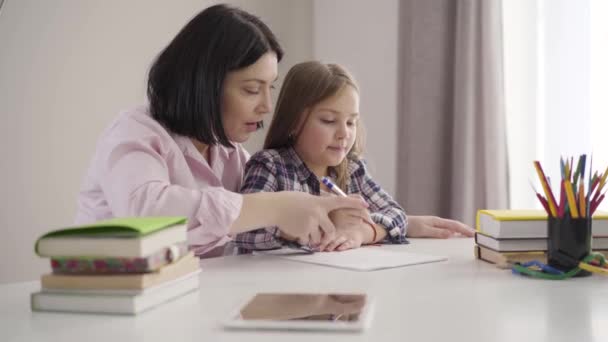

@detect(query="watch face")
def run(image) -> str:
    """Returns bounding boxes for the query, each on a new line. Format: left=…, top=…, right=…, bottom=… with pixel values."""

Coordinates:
left=238, top=293, right=367, bottom=322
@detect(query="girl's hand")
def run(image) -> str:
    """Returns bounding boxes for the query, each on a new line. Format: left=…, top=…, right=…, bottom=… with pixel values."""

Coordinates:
left=406, top=215, right=475, bottom=238
left=328, top=194, right=373, bottom=226
left=320, top=227, right=365, bottom=252
left=272, top=192, right=369, bottom=246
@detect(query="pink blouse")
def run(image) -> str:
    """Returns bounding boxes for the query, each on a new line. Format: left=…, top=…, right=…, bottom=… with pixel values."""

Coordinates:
left=74, top=106, right=249, bottom=256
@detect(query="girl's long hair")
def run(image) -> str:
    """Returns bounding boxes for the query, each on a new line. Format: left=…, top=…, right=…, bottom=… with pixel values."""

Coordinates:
left=264, top=61, right=364, bottom=189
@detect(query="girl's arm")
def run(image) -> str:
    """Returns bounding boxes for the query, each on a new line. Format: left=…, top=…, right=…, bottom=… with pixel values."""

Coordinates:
left=232, top=155, right=284, bottom=250
left=351, top=159, right=408, bottom=244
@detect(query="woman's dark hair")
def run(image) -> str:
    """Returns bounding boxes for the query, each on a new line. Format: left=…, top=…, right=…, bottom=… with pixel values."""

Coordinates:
left=147, top=4, right=283, bottom=147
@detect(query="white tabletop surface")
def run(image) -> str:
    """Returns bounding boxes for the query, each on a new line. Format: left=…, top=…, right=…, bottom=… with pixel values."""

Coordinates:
left=2, top=238, right=608, bottom=342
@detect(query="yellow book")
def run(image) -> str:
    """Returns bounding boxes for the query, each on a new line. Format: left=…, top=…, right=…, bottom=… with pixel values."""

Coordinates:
left=476, top=209, right=608, bottom=239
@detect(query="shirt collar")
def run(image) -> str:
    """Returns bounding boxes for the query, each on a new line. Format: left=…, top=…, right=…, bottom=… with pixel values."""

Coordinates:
left=283, top=146, right=341, bottom=184
left=174, top=135, right=234, bottom=160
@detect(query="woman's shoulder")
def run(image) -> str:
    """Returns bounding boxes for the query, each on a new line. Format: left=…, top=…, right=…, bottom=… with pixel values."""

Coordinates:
left=95, top=105, right=177, bottom=155
left=101, top=105, right=171, bottom=141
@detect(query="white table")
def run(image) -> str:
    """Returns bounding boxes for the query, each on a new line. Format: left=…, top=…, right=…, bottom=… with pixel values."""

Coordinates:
left=2, top=238, right=608, bottom=342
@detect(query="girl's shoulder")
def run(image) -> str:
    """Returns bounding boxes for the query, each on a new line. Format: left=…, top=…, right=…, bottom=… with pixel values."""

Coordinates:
left=247, top=148, right=291, bottom=171
left=247, top=147, right=307, bottom=175
left=248, top=148, right=282, bottom=166
left=347, top=157, right=368, bottom=177
left=249, top=148, right=281, bottom=162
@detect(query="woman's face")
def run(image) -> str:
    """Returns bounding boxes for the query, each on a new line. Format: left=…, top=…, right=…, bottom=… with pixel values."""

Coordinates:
left=293, top=85, right=359, bottom=176
left=221, top=52, right=278, bottom=143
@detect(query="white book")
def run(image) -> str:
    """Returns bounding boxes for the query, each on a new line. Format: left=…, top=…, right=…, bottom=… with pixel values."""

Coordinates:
left=36, top=224, right=187, bottom=258
left=476, top=233, right=608, bottom=252
left=31, top=269, right=201, bottom=315
left=256, top=247, right=446, bottom=271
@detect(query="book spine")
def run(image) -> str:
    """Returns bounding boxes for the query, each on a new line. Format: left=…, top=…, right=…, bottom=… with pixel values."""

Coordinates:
left=50, top=243, right=188, bottom=274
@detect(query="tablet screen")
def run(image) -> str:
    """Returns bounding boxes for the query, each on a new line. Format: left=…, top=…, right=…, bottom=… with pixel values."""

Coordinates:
left=238, top=293, right=367, bottom=322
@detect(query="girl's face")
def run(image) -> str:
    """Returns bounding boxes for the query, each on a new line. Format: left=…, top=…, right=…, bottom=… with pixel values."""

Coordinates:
left=221, top=52, right=278, bottom=143
left=294, top=85, right=359, bottom=177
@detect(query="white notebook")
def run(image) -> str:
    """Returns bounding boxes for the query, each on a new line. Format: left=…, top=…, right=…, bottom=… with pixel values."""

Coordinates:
left=256, top=247, right=447, bottom=271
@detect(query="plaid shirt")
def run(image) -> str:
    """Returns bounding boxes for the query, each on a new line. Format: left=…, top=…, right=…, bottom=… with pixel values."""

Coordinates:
left=234, top=147, right=408, bottom=250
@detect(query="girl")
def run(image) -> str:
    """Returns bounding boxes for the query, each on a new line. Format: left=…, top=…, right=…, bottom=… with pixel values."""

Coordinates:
left=235, top=62, right=402, bottom=251
left=235, top=62, right=474, bottom=252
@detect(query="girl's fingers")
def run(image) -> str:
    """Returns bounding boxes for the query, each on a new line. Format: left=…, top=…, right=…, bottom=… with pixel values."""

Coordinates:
left=336, top=239, right=353, bottom=251
left=423, top=226, right=453, bottom=239
left=324, top=236, right=347, bottom=252
left=433, top=217, right=475, bottom=237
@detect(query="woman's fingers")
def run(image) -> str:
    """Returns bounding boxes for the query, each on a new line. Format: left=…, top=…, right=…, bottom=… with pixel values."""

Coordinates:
left=297, top=236, right=310, bottom=246
left=317, top=233, right=332, bottom=251
left=309, top=228, right=323, bottom=246
left=322, top=195, right=368, bottom=211
left=317, top=211, right=336, bottom=243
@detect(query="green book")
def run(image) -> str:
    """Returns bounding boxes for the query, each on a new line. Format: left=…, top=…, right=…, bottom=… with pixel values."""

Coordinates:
left=36, top=217, right=188, bottom=258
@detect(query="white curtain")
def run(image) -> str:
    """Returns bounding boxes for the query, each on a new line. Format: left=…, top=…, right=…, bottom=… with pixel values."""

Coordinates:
left=503, top=0, right=608, bottom=211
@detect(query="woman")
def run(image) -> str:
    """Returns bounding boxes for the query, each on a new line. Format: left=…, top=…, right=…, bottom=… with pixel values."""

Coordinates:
left=75, top=4, right=472, bottom=257
left=74, top=4, right=367, bottom=256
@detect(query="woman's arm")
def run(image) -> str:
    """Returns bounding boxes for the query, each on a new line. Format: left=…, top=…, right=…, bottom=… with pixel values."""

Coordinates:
left=232, top=191, right=366, bottom=243
left=97, top=136, right=247, bottom=255
left=98, top=135, right=366, bottom=254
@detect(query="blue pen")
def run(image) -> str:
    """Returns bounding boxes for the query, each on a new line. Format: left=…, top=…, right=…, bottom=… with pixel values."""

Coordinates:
left=321, top=177, right=347, bottom=197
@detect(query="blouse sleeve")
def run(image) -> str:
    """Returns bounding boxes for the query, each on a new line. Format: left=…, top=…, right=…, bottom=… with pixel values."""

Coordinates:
left=96, top=119, right=243, bottom=255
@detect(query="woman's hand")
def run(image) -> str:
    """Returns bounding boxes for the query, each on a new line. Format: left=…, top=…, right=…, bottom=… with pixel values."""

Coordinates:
left=271, top=192, right=369, bottom=246
left=406, top=215, right=475, bottom=238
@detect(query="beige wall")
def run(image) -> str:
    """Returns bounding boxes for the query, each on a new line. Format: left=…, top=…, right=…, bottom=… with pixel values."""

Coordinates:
left=0, top=0, right=399, bottom=283
left=313, top=0, right=399, bottom=196
left=0, top=0, right=313, bottom=284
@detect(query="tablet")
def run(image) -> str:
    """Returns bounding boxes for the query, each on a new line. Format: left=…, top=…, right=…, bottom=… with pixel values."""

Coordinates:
left=222, top=292, right=373, bottom=332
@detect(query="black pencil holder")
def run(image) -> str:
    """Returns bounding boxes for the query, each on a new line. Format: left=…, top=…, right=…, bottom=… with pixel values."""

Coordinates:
left=547, top=216, right=591, bottom=276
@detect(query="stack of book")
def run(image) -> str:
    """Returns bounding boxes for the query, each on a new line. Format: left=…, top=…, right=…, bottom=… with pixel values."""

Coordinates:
left=31, top=217, right=200, bottom=315
left=474, top=209, right=608, bottom=268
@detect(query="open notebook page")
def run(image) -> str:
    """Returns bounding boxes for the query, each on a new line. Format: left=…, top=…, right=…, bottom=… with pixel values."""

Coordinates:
left=255, top=247, right=447, bottom=271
